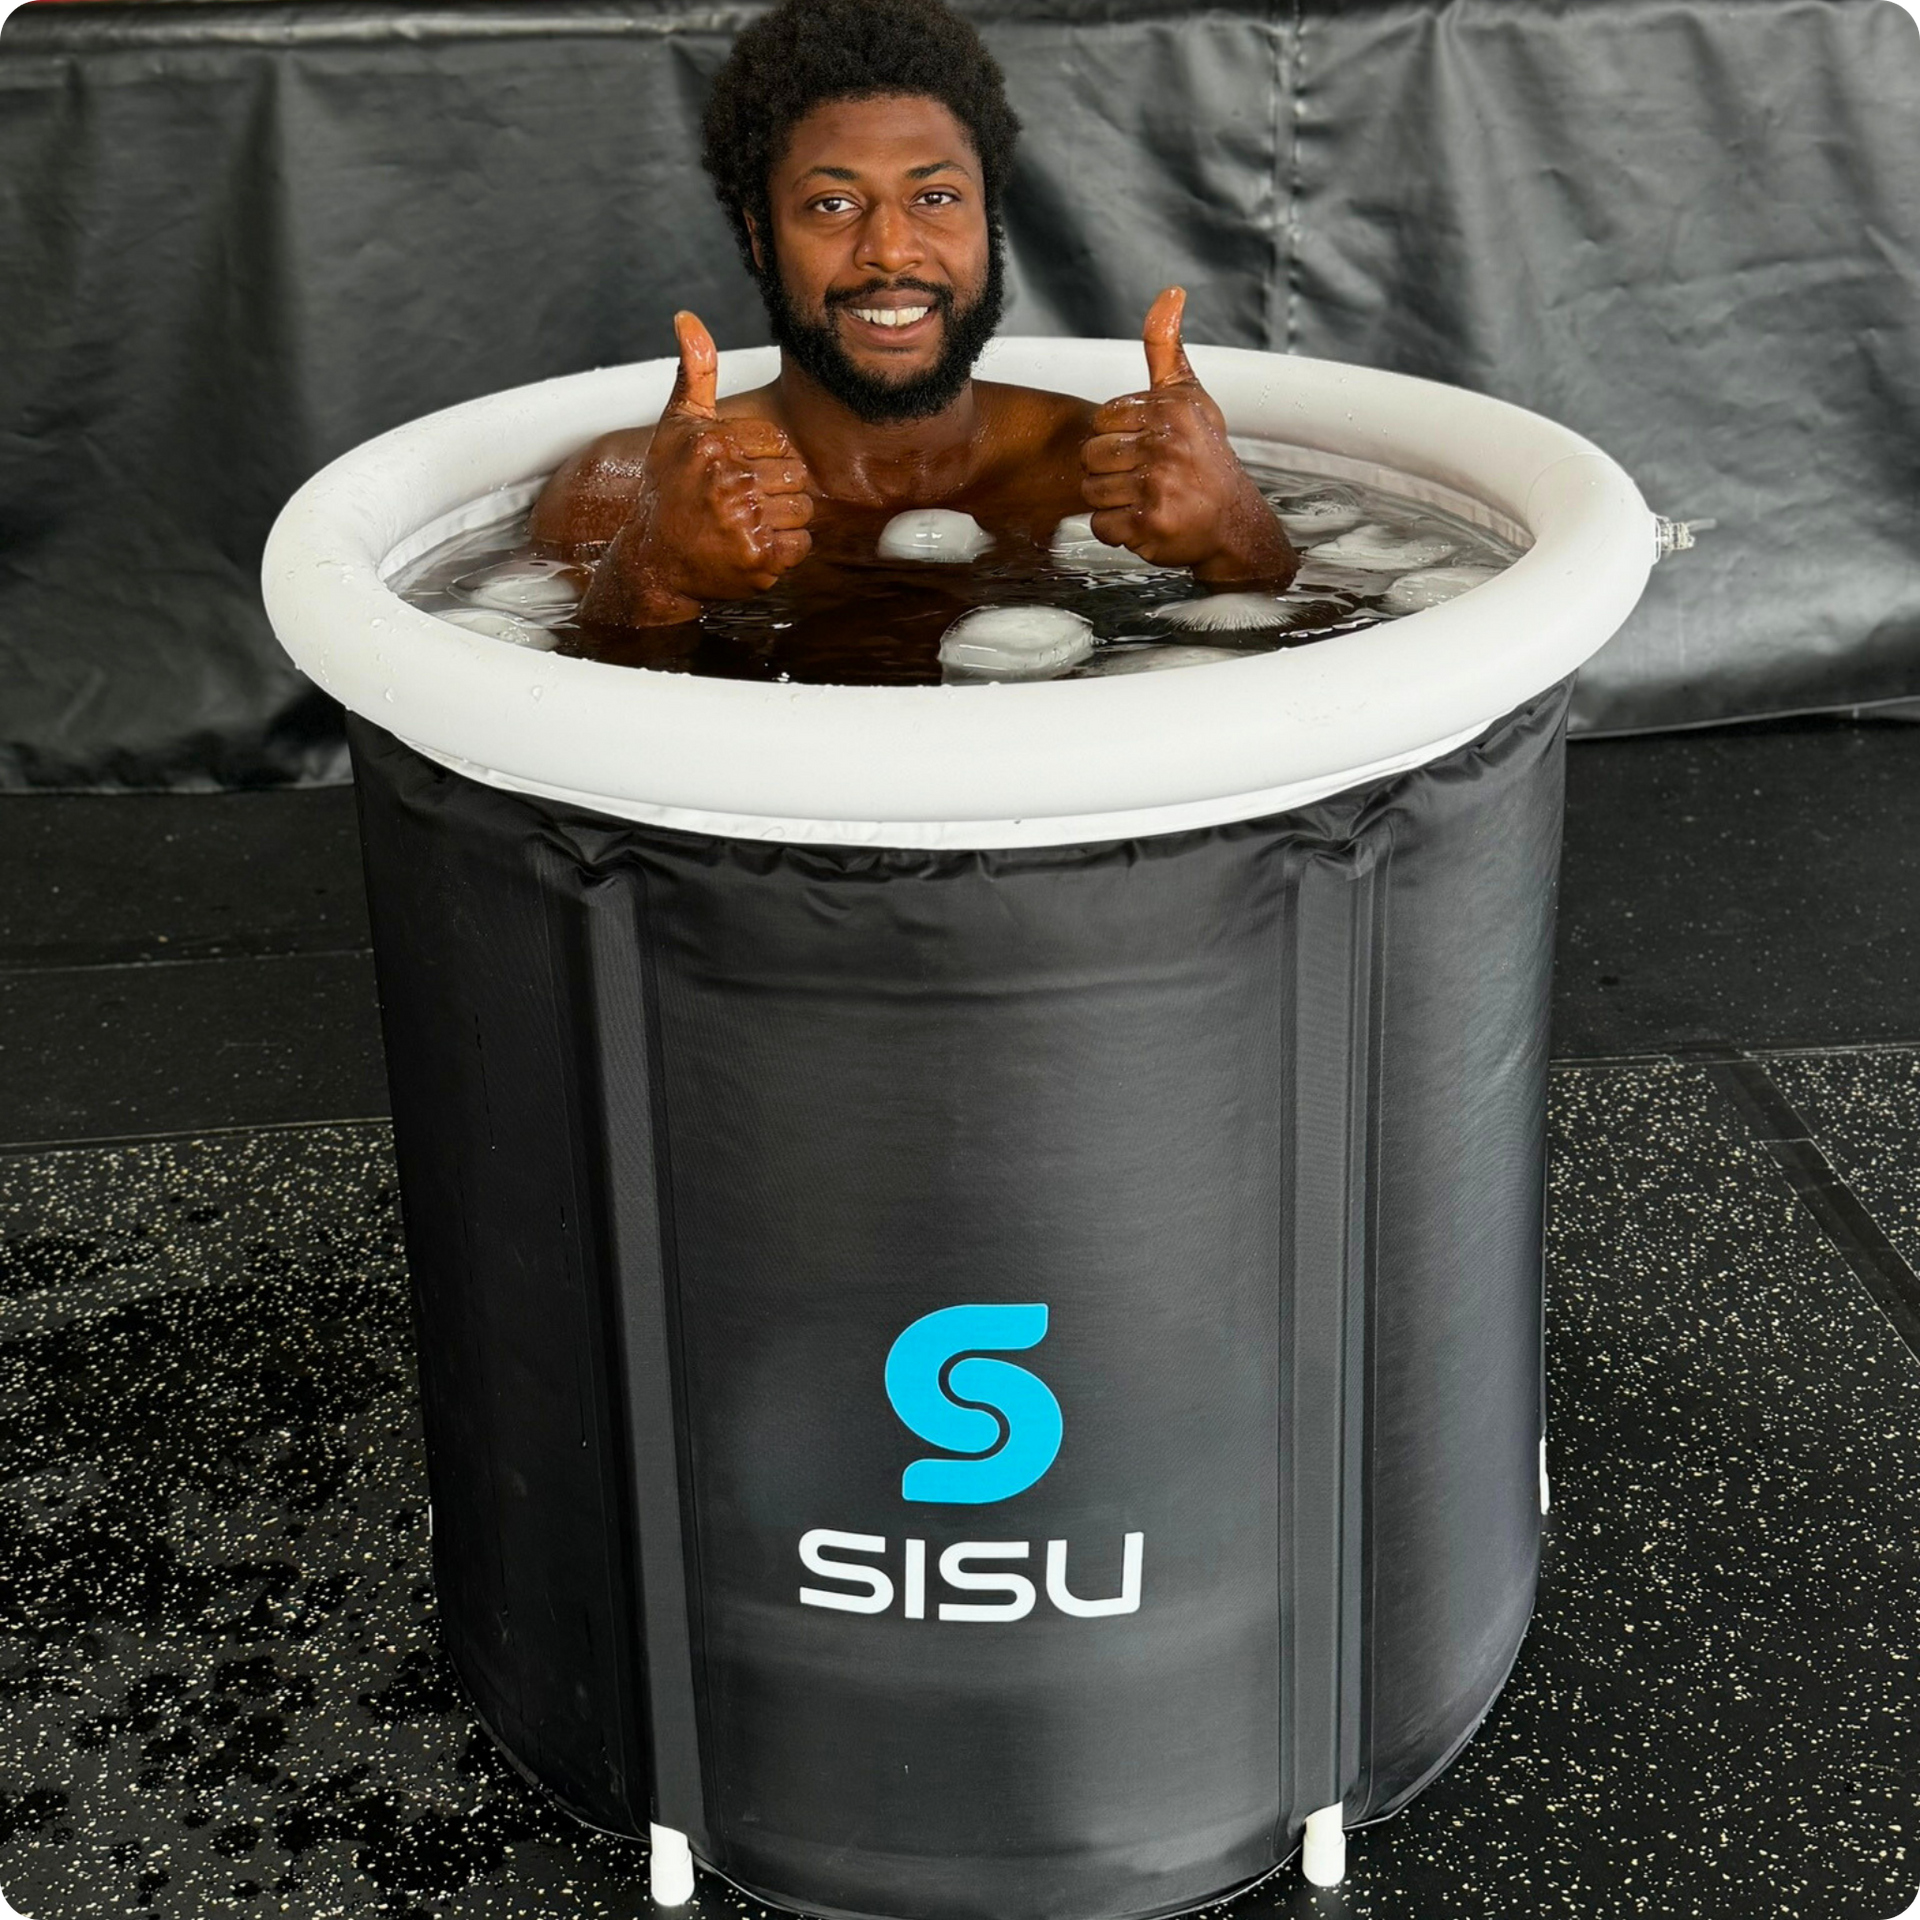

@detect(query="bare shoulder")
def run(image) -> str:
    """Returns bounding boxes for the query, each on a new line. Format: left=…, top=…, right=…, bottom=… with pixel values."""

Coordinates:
left=968, top=380, right=1097, bottom=512
left=716, top=379, right=786, bottom=425
left=527, top=426, right=656, bottom=555
left=976, top=379, right=1099, bottom=449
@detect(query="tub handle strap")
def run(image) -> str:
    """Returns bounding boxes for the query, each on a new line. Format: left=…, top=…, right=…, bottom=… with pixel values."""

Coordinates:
left=580, top=867, right=712, bottom=1851
left=1281, top=845, right=1379, bottom=1841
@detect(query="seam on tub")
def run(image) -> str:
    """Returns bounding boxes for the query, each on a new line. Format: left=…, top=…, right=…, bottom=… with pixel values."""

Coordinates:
left=634, top=871, right=727, bottom=1843
left=1353, top=824, right=1393, bottom=1827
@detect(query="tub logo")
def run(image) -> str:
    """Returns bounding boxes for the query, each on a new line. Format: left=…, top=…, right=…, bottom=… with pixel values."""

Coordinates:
left=884, top=1303, right=1062, bottom=1504
left=795, top=1303, right=1143, bottom=1623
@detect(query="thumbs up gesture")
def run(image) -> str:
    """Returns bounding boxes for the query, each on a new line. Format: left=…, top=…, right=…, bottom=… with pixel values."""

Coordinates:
left=1080, top=289, right=1297, bottom=583
left=580, top=311, right=815, bottom=627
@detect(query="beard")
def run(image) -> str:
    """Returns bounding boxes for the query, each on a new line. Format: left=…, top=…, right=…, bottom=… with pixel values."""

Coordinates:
left=758, top=227, right=1006, bottom=425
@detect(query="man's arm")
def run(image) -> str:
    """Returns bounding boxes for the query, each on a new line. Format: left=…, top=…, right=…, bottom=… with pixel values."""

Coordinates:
left=527, top=428, right=657, bottom=557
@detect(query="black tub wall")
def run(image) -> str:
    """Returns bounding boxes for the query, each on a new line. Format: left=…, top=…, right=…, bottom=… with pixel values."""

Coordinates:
left=346, top=682, right=1565, bottom=1920
left=1352, top=694, right=1562, bottom=1819
left=1, top=0, right=1916, bottom=787
left=348, top=739, right=657, bottom=1834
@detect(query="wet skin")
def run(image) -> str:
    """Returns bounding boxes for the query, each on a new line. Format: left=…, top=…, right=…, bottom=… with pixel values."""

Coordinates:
left=529, top=94, right=1298, bottom=631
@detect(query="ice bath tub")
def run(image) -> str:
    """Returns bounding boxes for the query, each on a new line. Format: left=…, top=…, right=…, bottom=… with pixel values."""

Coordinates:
left=263, top=340, right=1656, bottom=1920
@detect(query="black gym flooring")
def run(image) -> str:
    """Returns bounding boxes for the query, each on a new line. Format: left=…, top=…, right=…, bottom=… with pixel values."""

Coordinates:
left=1, top=720, right=1917, bottom=1919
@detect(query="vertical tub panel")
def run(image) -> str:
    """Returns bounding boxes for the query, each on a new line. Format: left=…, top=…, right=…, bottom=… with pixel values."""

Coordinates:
left=1351, top=687, right=1565, bottom=1819
left=573, top=865, right=711, bottom=1851
left=348, top=720, right=653, bottom=1835
left=640, top=829, right=1289, bottom=1920
left=1280, top=845, right=1379, bottom=1844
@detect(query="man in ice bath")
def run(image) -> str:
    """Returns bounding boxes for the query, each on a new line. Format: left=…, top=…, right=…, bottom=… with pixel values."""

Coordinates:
left=530, top=0, right=1298, bottom=632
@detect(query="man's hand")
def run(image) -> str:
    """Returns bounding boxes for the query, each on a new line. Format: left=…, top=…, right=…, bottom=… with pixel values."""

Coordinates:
left=579, top=311, right=814, bottom=627
left=1080, top=288, right=1297, bottom=584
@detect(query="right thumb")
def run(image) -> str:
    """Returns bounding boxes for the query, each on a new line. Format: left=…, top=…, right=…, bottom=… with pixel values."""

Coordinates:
left=666, top=311, right=719, bottom=419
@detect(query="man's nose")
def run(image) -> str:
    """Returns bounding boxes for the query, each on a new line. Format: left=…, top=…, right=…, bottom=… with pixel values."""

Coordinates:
left=855, top=200, right=923, bottom=275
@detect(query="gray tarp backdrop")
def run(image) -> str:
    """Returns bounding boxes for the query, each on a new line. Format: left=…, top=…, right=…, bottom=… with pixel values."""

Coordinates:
left=2, top=0, right=1917, bottom=788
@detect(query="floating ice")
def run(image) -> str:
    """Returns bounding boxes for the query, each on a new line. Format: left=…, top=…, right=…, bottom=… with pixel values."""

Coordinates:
left=1380, top=563, right=1501, bottom=615
left=436, top=606, right=559, bottom=651
left=454, top=558, right=581, bottom=615
left=878, top=509, right=995, bottom=564
left=1269, top=484, right=1366, bottom=542
left=940, top=605, right=1094, bottom=679
left=1048, top=513, right=1165, bottom=575
left=1151, top=593, right=1301, bottom=633
left=1087, top=643, right=1245, bottom=675
left=1307, top=524, right=1459, bottom=572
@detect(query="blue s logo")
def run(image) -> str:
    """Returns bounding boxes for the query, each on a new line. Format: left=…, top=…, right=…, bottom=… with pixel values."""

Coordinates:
left=884, top=1304, right=1063, bottom=1505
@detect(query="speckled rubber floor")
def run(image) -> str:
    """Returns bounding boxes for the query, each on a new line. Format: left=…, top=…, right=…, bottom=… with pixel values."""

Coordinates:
left=1, top=1061, right=1915, bottom=1920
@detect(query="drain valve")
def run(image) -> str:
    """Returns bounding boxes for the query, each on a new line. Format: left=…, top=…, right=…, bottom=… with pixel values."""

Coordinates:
left=1652, top=516, right=1716, bottom=560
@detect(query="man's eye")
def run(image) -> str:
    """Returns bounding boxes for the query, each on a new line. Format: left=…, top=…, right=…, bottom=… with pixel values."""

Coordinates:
left=812, top=196, right=856, bottom=214
left=919, top=190, right=960, bottom=207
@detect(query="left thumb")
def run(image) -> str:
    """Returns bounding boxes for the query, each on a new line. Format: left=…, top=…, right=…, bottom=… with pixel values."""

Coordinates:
left=1143, top=286, right=1197, bottom=389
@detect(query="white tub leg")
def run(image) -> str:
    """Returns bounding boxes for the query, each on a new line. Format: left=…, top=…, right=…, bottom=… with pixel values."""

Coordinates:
left=650, top=1822, right=695, bottom=1906
left=1301, top=1804, right=1346, bottom=1887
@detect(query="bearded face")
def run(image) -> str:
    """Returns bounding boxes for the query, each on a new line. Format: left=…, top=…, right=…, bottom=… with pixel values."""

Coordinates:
left=758, top=228, right=1006, bottom=425
left=748, top=94, right=1006, bottom=425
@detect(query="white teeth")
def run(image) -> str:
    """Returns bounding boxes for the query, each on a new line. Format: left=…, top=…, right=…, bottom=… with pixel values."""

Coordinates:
left=852, top=306, right=930, bottom=328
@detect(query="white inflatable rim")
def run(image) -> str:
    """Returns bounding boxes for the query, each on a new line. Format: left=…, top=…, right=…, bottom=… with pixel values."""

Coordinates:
left=261, top=338, right=1655, bottom=849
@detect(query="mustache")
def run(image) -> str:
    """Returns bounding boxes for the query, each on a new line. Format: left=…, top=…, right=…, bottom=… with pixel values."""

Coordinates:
left=825, top=279, right=953, bottom=312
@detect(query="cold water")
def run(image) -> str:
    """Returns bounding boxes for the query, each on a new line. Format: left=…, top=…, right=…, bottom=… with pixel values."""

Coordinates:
left=393, top=459, right=1523, bottom=688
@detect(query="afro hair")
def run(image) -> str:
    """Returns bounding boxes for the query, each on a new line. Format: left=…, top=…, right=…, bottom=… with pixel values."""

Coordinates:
left=701, top=0, right=1022, bottom=275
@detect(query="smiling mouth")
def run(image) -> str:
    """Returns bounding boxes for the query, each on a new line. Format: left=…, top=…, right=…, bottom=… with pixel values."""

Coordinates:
left=833, top=292, right=945, bottom=347
left=848, top=305, right=932, bottom=329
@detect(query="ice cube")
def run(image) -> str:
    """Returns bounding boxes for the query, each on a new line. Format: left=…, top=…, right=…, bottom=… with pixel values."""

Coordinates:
left=940, top=605, right=1094, bottom=679
left=878, top=509, right=995, bottom=564
left=1308, top=525, right=1459, bottom=572
left=1380, top=564, right=1502, bottom=615
left=436, top=606, right=559, bottom=650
